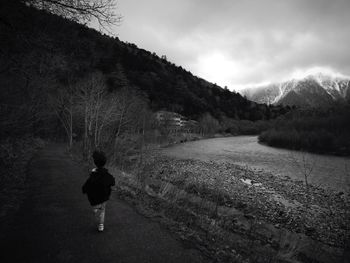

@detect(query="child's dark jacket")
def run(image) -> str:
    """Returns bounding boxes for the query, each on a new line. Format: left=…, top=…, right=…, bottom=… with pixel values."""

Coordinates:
left=82, top=168, right=115, bottom=206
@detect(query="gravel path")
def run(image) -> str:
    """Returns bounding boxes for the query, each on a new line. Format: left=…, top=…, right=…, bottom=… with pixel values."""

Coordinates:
left=0, top=144, right=205, bottom=263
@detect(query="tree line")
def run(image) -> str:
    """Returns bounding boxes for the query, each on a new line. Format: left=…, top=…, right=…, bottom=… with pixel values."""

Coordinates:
left=258, top=106, right=350, bottom=155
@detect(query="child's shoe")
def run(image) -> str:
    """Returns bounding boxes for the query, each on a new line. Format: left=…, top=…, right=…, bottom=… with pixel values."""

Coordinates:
left=98, top=224, right=104, bottom=232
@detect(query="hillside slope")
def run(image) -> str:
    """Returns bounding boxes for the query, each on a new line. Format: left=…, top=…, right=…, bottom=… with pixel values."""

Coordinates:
left=0, top=2, right=284, bottom=125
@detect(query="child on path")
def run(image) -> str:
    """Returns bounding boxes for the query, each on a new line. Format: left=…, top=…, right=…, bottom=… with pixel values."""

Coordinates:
left=82, top=151, right=115, bottom=232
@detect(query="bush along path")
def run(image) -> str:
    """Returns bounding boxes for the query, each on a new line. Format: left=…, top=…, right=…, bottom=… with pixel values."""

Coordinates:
left=0, top=144, right=206, bottom=263
left=0, top=138, right=45, bottom=222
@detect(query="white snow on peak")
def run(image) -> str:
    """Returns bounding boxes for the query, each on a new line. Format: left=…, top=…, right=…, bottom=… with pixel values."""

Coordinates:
left=271, top=79, right=298, bottom=104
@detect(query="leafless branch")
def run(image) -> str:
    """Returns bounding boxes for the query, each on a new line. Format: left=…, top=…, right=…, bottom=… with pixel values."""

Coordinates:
left=25, top=0, right=122, bottom=34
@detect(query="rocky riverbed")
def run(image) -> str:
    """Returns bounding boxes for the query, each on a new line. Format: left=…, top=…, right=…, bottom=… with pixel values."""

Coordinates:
left=112, top=154, right=350, bottom=263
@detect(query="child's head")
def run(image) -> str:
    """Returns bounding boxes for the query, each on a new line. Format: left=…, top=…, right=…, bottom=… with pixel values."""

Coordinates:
left=92, top=150, right=107, bottom=168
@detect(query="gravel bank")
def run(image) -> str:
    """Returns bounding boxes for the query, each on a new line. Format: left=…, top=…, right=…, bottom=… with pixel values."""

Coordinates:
left=113, top=154, right=349, bottom=263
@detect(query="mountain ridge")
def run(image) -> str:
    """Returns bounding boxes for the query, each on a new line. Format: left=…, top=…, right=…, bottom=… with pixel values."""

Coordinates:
left=240, top=73, right=350, bottom=107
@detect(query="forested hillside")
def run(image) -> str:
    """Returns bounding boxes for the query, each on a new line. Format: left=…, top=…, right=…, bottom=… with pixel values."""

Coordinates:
left=0, top=1, right=287, bottom=130
left=0, top=0, right=294, bottom=168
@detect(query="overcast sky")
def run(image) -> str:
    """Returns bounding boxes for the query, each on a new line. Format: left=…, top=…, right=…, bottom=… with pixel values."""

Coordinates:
left=114, top=0, right=350, bottom=90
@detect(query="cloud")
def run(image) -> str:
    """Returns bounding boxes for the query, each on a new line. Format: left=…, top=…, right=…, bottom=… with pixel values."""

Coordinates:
left=115, top=0, right=350, bottom=90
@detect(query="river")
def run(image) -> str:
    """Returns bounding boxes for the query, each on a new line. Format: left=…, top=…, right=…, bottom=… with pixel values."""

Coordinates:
left=162, top=136, right=350, bottom=192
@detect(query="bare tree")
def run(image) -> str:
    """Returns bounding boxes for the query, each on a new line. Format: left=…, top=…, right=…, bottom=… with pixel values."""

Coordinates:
left=74, top=72, right=147, bottom=159
left=289, top=151, right=315, bottom=205
left=112, top=87, right=147, bottom=143
left=48, top=81, right=75, bottom=149
left=199, top=112, right=220, bottom=136
left=23, top=0, right=121, bottom=32
left=74, top=72, right=108, bottom=156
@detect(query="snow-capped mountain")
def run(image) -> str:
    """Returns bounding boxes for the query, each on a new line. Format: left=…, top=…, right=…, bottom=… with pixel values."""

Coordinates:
left=240, top=73, right=350, bottom=107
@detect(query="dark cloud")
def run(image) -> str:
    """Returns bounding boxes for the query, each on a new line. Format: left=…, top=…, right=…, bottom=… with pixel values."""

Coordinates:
left=115, top=0, right=350, bottom=89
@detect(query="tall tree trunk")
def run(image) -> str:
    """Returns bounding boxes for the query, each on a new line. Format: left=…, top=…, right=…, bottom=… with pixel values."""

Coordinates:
left=69, top=105, right=73, bottom=149
left=94, top=109, right=99, bottom=148
left=84, top=103, right=88, bottom=159
left=114, top=108, right=125, bottom=147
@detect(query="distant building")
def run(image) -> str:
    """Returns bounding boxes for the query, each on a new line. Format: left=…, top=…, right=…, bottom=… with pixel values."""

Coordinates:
left=154, top=111, right=199, bottom=133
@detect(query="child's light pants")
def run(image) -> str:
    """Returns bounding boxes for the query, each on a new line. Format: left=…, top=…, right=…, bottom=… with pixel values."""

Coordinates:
left=92, top=202, right=106, bottom=226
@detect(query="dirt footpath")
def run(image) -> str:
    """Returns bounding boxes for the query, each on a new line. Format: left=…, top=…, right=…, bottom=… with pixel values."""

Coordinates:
left=0, top=144, right=206, bottom=263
